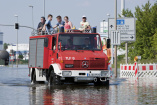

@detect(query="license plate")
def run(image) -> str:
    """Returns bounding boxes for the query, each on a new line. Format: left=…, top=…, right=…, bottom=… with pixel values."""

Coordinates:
left=88, top=73, right=100, bottom=77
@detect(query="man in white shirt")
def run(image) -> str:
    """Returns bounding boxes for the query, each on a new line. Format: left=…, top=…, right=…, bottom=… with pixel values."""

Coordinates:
left=79, top=15, right=91, bottom=31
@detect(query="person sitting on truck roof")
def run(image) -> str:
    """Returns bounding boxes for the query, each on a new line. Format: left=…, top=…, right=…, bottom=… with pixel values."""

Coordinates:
left=82, top=38, right=92, bottom=49
left=37, top=17, right=46, bottom=34
left=79, top=15, right=91, bottom=31
left=42, top=14, right=53, bottom=34
left=64, top=16, right=73, bottom=30
left=53, top=15, right=65, bottom=29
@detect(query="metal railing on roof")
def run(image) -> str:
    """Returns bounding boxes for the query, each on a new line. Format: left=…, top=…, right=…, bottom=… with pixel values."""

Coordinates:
left=31, top=29, right=94, bottom=36
left=31, top=29, right=58, bottom=36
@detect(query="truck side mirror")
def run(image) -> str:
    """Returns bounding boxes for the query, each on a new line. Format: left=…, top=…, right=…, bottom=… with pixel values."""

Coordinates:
left=44, top=38, right=48, bottom=47
left=107, top=39, right=110, bottom=48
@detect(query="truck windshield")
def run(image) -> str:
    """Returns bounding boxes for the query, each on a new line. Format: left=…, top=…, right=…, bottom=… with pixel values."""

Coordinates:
left=59, top=34, right=101, bottom=51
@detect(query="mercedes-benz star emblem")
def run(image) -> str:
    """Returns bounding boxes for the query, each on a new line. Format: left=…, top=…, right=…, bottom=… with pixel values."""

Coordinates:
left=82, top=61, right=89, bottom=68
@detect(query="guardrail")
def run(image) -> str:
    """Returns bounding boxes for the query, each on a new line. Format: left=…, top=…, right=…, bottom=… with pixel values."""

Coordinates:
left=120, top=63, right=157, bottom=78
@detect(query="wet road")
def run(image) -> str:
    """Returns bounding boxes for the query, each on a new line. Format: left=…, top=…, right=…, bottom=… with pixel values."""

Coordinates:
left=0, top=65, right=157, bottom=105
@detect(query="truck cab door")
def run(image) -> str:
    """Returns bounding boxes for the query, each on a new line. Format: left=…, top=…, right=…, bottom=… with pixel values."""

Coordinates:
left=49, top=36, right=57, bottom=64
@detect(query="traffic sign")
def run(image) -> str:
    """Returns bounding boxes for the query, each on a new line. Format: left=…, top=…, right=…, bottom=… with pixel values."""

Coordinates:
left=108, top=18, right=136, bottom=41
left=111, top=30, right=121, bottom=45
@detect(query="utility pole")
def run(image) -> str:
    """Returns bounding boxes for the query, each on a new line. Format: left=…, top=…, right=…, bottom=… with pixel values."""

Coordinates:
left=114, top=0, right=117, bottom=77
left=125, top=42, right=128, bottom=63
left=121, top=0, right=128, bottom=64
left=14, top=15, right=18, bottom=68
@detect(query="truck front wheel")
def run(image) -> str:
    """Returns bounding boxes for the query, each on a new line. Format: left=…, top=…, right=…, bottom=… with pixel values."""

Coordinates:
left=49, top=70, right=62, bottom=85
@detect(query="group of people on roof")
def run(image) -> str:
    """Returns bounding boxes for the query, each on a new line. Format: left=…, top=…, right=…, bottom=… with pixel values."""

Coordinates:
left=37, top=14, right=91, bottom=34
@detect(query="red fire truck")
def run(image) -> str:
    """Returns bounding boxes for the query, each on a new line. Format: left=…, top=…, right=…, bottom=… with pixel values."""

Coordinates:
left=28, top=28, right=111, bottom=85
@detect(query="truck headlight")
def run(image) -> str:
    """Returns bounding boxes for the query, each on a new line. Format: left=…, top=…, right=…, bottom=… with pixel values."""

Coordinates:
left=65, top=64, right=74, bottom=68
left=62, top=71, right=72, bottom=76
left=101, top=71, right=108, bottom=77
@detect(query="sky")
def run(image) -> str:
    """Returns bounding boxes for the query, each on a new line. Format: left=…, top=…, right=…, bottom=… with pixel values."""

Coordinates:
left=0, top=0, right=156, bottom=44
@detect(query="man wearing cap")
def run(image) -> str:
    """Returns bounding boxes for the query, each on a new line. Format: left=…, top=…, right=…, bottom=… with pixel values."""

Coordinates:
left=37, top=16, right=46, bottom=33
left=79, top=15, right=91, bottom=31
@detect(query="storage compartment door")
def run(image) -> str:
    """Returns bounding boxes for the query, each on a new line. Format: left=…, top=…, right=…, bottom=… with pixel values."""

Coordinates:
left=36, top=39, right=44, bottom=68
left=29, top=39, right=36, bottom=67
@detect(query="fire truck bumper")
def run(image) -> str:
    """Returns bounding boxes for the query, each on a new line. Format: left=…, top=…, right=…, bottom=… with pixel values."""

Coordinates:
left=59, top=70, right=111, bottom=82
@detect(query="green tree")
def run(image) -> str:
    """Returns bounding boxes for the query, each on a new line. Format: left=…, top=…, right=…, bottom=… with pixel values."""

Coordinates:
left=19, top=55, right=23, bottom=60
left=118, top=8, right=134, bottom=17
left=118, top=1, right=157, bottom=60
left=3, top=43, right=9, bottom=50
left=133, top=1, right=157, bottom=59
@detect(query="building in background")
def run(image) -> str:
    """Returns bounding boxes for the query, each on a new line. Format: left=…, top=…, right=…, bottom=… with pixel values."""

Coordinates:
left=7, top=44, right=29, bottom=60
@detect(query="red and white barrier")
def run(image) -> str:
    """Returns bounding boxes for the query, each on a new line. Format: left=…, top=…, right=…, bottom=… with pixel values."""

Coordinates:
left=108, top=61, right=113, bottom=77
left=120, top=63, right=157, bottom=78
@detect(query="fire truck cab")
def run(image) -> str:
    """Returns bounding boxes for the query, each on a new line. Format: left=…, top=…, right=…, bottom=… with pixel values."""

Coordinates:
left=29, top=28, right=110, bottom=85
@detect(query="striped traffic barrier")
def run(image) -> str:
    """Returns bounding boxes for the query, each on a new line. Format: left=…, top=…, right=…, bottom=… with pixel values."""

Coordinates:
left=108, top=61, right=113, bottom=77
left=120, top=63, right=157, bottom=78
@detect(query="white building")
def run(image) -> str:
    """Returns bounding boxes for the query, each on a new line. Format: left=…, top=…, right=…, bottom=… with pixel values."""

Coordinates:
left=0, top=32, right=3, bottom=50
left=7, top=44, right=29, bottom=51
left=7, top=44, right=29, bottom=60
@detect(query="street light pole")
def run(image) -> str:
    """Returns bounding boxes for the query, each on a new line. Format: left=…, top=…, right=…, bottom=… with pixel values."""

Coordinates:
left=29, top=5, right=34, bottom=31
left=44, top=0, right=45, bottom=17
left=114, top=0, right=117, bottom=77
left=14, top=15, right=18, bottom=68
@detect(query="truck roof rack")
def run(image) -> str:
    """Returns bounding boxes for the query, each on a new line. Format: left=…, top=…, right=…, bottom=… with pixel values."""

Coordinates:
left=31, top=30, right=57, bottom=36
left=31, top=27, right=97, bottom=36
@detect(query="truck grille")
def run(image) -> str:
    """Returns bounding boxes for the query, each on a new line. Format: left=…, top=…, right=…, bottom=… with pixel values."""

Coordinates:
left=64, top=59, right=107, bottom=70
left=73, top=60, right=81, bottom=68
left=90, top=60, right=105, bottom=68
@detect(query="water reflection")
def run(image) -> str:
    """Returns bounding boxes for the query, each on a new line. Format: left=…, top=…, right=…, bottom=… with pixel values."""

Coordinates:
left=29, top=85, right=110, bottom=105
left=0, top=65, right=157, bottom=105
left=29, top=79, right=157, bottom=105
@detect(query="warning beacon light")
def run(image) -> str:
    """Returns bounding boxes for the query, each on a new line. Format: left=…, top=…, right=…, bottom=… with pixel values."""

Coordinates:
left=92, top=27, right=97, bottom=33
left=59, top=27, right=64, bottom=33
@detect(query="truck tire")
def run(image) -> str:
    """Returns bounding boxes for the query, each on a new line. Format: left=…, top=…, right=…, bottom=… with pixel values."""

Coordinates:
left=32, top=71, right=37, bottom=84
left=49, top=70, right=62, bottom=85
left=94, top=78, right=109, bottom=86
left=105, top=80, right=109, bottom=85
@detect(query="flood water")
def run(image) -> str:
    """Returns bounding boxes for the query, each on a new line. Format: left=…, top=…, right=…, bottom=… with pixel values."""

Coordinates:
left=0, top=65, right=157, bottom=105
